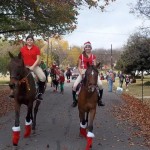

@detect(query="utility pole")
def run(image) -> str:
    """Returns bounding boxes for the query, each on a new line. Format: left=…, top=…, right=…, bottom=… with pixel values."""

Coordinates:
left=46, top=37, right=49, bottom=67
left=50, top=40, right=53, bottom=65
left=111, top=44, right=113, bottom=69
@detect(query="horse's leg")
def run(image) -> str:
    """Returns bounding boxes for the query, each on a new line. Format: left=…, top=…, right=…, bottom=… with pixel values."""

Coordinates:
left=24, top=103, right=33, bottom=138
left=85, top=112, right=89, bottom=125
left=85, top=109, right=96, bottom=150
left=12, top=101, right=21, bottom=146
left=32, top=100, right=41, bottom=130
left=79, top=110, right=87, bottom=138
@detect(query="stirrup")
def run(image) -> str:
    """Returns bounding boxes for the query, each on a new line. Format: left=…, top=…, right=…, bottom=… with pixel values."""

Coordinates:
left=72, top=101, right=77, bottom=107
left=98, top=100, right=105, bottom=106
left=9, top=94, right=14, bottom=98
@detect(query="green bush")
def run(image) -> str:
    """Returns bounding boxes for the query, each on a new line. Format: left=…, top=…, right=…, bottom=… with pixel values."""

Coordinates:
left=144, top=81, right=150, bottom=86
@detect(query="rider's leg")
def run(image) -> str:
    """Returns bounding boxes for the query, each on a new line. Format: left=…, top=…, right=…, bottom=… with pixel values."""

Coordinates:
left=33, top=66, right=46, bottom=100
left=97, top=77, right=105, bottom=106
left=72, top=74, right=82, bottom=107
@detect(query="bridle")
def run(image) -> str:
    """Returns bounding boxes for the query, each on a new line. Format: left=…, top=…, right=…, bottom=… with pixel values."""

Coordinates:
left=9, top=71, right=32, bottom=91
left=18, top=72, right=32, bottom=91
left=85, top=69, right=98, bottom=93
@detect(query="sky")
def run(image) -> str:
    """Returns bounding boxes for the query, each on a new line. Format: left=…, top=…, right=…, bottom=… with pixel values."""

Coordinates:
left=64, top=0, right=144, bottom=49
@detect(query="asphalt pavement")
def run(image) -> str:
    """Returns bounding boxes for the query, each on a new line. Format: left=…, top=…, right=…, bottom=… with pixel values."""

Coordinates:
left=0, top=80, right=149, bottom=150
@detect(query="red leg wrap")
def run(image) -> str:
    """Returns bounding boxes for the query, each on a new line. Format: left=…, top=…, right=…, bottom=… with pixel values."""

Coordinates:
left=24, top=125, right=31, bottom=138
left=12, top=131, right=20, bottom=146
left=85, top=137, right=93, bottom=150
left=80, top=127, right=87, bottom=138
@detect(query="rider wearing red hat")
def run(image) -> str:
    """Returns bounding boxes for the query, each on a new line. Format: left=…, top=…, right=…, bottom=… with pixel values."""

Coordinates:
left=71, top=41, right=104, bottom=107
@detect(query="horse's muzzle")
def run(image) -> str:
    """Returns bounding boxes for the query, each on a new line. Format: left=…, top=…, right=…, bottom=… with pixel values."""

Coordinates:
left=9, top=83, right=16, bottom=89
left=9, top=77, right=19, bottom=89
left=88, top=85, right=96, bottom=93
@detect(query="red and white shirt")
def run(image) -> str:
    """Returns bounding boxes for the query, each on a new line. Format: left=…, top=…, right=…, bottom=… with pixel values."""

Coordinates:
left=20, top=45, right=40, bottom=66
left=79, top=54, right=96, bottom=69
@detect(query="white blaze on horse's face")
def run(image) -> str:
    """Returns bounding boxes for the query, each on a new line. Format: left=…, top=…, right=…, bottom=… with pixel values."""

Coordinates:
left=91, top=70, right=94, bottom=76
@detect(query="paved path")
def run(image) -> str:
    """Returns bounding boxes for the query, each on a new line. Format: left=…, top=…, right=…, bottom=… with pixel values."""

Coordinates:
left=0, top=81, right=149, bottom=150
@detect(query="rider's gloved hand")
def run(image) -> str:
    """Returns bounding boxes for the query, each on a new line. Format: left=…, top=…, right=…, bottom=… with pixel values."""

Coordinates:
left=29, top=66, right=34, bottom=71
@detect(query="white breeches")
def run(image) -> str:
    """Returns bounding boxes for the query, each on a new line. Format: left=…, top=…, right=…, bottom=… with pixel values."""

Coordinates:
left=72, top=71, right=103, bottom=91
left=27, top=66, right=46, bottom=82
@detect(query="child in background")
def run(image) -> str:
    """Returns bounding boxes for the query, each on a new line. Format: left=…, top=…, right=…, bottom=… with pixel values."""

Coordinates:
left=125, top=75, right=130, bottom=91
left=59, top=70, right=65, bottom=94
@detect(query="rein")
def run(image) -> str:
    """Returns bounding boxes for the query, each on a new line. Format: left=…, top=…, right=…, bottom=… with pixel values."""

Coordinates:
left=18, top=72, right=31, bottom=91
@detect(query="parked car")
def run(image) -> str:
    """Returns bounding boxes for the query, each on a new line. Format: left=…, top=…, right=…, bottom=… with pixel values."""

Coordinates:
left=71, top=69, right=80, bottom=80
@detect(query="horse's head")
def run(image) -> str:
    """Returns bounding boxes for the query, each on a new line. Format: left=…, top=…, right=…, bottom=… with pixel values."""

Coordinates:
left=8, top=52, right=26, bottom=86
left=84, top=62, right=100, bottom=93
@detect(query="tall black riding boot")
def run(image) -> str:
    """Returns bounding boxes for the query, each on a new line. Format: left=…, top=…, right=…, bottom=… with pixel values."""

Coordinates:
left=72, top=90, right=77, bottom=107
left=98, top=89, right=105, bottom=106
left=38, top=81, right=45, bottom=100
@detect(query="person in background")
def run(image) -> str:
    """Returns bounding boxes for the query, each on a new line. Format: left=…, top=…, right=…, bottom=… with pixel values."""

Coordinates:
left=50, top=61, right=57, bottom=87
left=107, top=69, right=115, bottom=92
left=40, top=60, right=48, bottom=82
left=58, top=69, right=65, bottom=94
left=66, top=67, right=72, bottom=83
left=118, top=71, right=124, bottom=88
left=125, top=75, right=130, bottom=91
left=100, top=72, right=104, bottom=80
left=71, top=41, right=104, bottom=107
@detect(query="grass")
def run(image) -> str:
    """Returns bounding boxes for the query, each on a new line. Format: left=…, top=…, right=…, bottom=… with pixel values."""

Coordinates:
left=0, top=75, right=9, bottom=84
left=0, top=76, right=9, bottom=91
left=113, top=76, right=150, bottom=97
left=110, top=76, right=150, bottom=107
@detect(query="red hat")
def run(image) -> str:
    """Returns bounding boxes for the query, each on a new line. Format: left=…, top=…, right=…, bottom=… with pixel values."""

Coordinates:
left=84, top=41, right=92, bottom=49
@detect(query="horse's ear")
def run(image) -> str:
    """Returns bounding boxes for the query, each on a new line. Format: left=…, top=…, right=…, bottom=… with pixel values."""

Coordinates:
left=8, top=51, right=14, bottom=58
left=96, top=62, right=101, bottom=69
left=18, top=52, right=22, bottom=59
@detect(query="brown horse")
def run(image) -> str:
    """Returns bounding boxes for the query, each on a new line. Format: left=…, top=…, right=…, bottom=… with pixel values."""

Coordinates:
left=78, top=63, right=100, bottom=150
left=8, top=52, right=41, bottom=146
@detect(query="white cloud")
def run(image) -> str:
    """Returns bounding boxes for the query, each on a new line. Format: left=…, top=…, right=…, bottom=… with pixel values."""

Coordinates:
left=64, top=0, right=144, bottom=49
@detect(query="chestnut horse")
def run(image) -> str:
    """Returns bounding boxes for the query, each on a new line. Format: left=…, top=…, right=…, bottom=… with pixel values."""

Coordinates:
left=78, top=63, right=100, bottom=150
left=8, top=52, right=41, bottom=146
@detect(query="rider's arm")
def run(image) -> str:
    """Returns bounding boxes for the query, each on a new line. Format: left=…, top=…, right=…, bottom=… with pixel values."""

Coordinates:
left=93, top=59, right=96, bottom=66
left=78, top=59, right=82, bottom=75
left=30, top=55, right=41, bottom=70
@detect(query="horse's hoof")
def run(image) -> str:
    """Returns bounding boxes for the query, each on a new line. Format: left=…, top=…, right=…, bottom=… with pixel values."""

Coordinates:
left=13, top=145, right=18, bottom=150
left=32, top=126, right=35, bottom=130
left=32, top=129, right=36, bottom=134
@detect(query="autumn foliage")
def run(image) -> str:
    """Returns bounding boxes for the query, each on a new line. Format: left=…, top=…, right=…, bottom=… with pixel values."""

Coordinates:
left=113, top=93, right=150, bottom=147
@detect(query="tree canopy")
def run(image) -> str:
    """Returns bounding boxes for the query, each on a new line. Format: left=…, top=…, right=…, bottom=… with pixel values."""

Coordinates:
left=0, top=0, right=115, bottom=39
left=115, top=33, right=150, bottom=74
left=131, top=0, right=150, bottom=35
